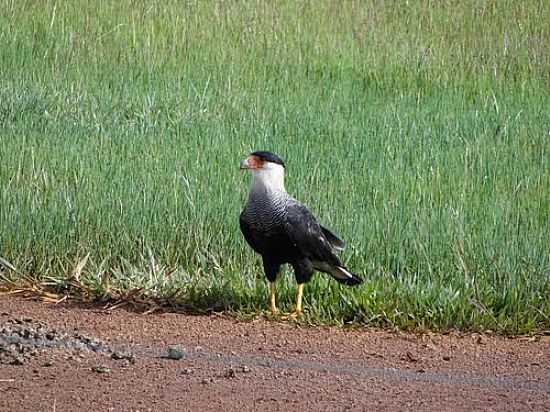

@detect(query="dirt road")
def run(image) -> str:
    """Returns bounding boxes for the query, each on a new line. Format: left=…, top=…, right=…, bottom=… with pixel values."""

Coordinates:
left=0, top=296, right=548, bottom=411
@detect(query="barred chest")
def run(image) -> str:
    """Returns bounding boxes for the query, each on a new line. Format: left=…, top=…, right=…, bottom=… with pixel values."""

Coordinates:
left=242, top=191, right=288, bottom=232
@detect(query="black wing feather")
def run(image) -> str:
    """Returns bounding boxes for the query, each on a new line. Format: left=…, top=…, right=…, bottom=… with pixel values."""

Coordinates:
left=283, top=200, right=342, bottom=266
left=320, top=225, right=345, bottom=250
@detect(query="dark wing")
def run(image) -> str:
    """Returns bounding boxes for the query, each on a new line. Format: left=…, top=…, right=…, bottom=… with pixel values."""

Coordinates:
left=283, top=200, right=363, bottom=285
left=283, top=200, right=342, bottom=267
left=320, top=225, right=345, bottom=251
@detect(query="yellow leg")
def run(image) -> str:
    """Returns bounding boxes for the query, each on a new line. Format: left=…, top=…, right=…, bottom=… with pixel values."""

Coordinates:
left=294, top=283, right=304, bottom=315
left=275, top=283, right=306, bottom=321
left=268, top=282, right=279, bottom=314
left=281, top=283, right=305, bottom=320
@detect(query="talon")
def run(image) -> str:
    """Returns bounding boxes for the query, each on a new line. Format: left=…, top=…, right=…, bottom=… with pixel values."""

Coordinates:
left=280, top=310, right=302, bottom=321
left=291, top=309, right=302, bottom=318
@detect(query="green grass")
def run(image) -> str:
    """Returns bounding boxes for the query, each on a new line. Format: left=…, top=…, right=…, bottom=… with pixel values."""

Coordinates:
left=0, top=0, right=548, bottom=333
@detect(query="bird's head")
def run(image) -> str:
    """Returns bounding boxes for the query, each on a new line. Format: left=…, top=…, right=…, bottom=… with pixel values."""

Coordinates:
left=240, top=151, right=286, bottom=192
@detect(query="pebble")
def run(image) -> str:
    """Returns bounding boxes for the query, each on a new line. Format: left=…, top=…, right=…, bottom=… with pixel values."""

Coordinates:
left=166, top=346, right=185, bottom=360
left=111, top=351, right=135, bottom=363
left=91, top=365, right=111, bottom=374
left=224, top=368, right=237, bottom=378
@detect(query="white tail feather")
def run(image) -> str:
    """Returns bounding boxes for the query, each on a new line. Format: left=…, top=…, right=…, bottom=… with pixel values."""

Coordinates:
left=335, top=266, right=354, bottom=279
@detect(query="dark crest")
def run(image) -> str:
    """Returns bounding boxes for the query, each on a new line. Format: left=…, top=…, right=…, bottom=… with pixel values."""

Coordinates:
left=251, top=151, right=285, bottom=168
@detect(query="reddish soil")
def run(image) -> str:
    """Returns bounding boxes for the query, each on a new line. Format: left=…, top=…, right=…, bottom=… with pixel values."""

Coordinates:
left=0, top=295, right=549, bottom=412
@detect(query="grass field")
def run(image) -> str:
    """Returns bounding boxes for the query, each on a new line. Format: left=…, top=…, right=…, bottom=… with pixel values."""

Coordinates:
left=0, top=1, right=548, bottom=333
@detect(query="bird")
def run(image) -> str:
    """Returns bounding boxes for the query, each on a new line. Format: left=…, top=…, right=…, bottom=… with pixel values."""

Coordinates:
left=239, top=150, right=363, bottom=318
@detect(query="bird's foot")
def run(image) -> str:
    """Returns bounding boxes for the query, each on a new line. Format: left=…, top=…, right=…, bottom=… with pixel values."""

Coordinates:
left=280, top=310, right=302, bottom=321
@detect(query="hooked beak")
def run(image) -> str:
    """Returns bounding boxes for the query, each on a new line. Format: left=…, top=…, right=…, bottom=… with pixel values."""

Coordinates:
left=240, top=157, right=251, bottom=170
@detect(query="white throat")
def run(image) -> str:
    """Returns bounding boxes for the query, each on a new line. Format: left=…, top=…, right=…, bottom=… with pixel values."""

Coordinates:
left=250, top=163, right=286, bottom=195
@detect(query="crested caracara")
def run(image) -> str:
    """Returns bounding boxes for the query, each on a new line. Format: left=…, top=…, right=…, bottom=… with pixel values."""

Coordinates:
left=239, top=151, right=363, bottom=318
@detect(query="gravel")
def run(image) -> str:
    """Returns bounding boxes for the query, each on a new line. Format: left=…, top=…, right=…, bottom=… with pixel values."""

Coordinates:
left=0, top=317, right=109, bottom=365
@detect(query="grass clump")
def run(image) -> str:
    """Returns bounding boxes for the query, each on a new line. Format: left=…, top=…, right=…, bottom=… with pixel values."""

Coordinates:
left=0, top=0, right=548, bottom=333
